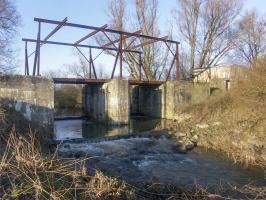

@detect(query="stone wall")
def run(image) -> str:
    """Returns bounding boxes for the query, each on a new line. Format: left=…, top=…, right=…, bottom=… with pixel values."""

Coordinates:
left=161, top=81, right=210, bottom=119
left=83, top=79, right=129, bottom=125
left=0, top=75, right=54, bottom=133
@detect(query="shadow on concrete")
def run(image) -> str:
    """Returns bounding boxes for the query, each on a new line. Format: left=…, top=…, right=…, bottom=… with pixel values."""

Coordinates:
left=0, top=97, right=54, bottom=150
left=130, top=85, right=162, bottom=118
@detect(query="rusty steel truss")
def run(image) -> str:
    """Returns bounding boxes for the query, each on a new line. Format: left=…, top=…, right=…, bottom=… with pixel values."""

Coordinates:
left=22, top=17, right=180, bottom=83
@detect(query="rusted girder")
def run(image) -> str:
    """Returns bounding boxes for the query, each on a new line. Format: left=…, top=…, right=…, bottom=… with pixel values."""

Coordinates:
left=130, top=36, right=168, bottom=50
left=22, top=38, right=141, bottom=53
left=28, top=17, right=67, bottom=58
left=34, top=18, right=179, bottom=44
left=102, top=30, right=141, bottom=48
left=53, top=78, right=165, bottom=85
left=74, top=24, right=108, bottom=45
left=43, top=17, right=68, bottom=41
left=53, top=78, right=109, bottom=84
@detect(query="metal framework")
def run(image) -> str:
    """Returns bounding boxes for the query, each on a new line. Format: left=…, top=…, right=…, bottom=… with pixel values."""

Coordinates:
left=23, top=17, right=180, bottom=83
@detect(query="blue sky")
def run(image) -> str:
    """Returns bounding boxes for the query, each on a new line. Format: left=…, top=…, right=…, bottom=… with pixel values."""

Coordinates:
left=14, top=0, right=266, bottom=76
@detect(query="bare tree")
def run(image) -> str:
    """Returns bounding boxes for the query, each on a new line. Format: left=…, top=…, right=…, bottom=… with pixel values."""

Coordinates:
left=233, top=10, right=266, bottom=65
left=0, top=0, right=20, bottom=73
left=67, top=52, right=108, bottom=79
left=68, top=55, right=91, bottom=79
left=174, top=0, right=242, bottom=78
left=98, top=0, right=171, bottom=80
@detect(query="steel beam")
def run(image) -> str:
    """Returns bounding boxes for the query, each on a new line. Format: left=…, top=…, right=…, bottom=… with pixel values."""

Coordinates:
left=53, top=78, right=165, bottom=85
left=43, top=17, right=68, bottom=41
left=175, top=43, right=180, bottom=80
left=24, top=41, right=29, bottom=75
left=33, top=22, right=41, bottom=76
left=102, top=31, right=118, bottom=49
left=138, top=53, right=142, bottom=81
left=111, top=50, right=119, bottom=79
left=37, top=22, right=41, bottom=76
left=102, top=30, right=141, bottom=47
left=75, top=47, right=97, bottom=79
left=164, top=41, right=175, bottom=56
left=166, top=54, right=176, bottom=81
left=75, top=24, right=108, bottom=44
left=28, top=17, right=67, bottom=58
left=119, top=34, right=122, bottom=79
left=53, top=78, right=108, bottom=84
left=89, top=48, right=92, bottom=78
left=34, top=18, right=179, bottom=44
left=130, top=36, right=168, bottom=50
left=90, top=49, right=97, bottom=79
left=22, top=38, right=141, bottom=53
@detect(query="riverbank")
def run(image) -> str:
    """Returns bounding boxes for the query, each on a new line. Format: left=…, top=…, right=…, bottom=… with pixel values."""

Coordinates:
left=171, top=95, right=265, bottom=168
left=1, top=127, right=265, bottom=199
left=163, top=59, right=266, bottom=168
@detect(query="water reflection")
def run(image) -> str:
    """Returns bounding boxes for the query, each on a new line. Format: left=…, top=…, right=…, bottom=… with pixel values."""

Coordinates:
left=54, top=117, right=161, bottom=140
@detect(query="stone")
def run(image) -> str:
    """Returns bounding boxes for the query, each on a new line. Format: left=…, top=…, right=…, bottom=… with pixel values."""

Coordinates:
left=190, top=129, right=195, bottom=134
left=173, top=113, right=192, bottom=122
left=196, top=123, right=209, bottom=129
left=212, top=121, right=222, bottom=126
left=185, top=141, right=195, bottom=151
left=176, top=132, right=186, bottom=138
left=178, top=145, right=188, bottom=153
left=190, top=135, right=199, bottom=144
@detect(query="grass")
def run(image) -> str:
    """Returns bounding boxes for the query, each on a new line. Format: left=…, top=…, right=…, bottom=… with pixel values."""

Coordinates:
left=0, top=129, right=134, bottom=199
left=0, top=128, right=222, bottom=200
left=0, top=125, right=265, bottom=199
left=169, top=57, right=266, bottom=168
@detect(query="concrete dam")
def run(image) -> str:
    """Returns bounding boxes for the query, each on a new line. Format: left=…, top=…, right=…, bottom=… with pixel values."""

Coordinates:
left=0, top=75, right=210, bottom=131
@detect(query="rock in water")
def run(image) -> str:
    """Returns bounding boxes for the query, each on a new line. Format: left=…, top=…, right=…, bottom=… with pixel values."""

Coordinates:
left=185, top=141, right=195, bottom=151
left=190, top=135, right=199, bottom=144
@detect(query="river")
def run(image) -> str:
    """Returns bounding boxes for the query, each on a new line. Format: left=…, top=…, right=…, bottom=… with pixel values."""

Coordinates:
left=54, top=117, right=266, bottom=196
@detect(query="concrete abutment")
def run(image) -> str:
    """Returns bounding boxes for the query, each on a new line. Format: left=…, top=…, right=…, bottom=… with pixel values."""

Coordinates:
left=0, top=75, right=54, bottom=137
left=82, top=79, right=129, bottom=125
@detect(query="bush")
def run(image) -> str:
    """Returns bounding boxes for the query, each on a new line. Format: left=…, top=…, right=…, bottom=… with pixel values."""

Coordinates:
left=54, top=85, right=82, bottom=109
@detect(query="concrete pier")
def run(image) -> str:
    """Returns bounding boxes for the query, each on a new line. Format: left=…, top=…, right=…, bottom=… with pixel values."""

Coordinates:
left=83, top=79, right=129, bottom=125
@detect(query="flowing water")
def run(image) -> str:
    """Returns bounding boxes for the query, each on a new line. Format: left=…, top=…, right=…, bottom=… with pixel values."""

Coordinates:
left=55, top=117, right=266, bottom=194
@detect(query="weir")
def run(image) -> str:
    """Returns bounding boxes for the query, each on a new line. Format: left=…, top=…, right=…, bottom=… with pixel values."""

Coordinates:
left=0, top=75, right=210, bottom=128
left=81, top=79, right=210, bottom=124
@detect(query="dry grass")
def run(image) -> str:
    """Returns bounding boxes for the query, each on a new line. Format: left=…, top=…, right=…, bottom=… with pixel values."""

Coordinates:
left=0, top=128, right=216, bottom=200
left=0, top=126, right=265, bottom=199
left=0, top=128, right=133, bottom=200
left=173, top=57, right=266, bottom=168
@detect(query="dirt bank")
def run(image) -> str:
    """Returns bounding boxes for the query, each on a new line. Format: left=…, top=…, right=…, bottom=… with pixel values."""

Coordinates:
left=161, top=58, right=266, bottom=168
